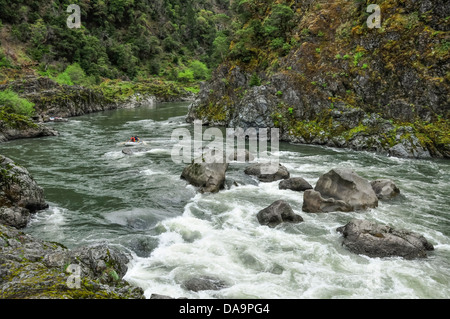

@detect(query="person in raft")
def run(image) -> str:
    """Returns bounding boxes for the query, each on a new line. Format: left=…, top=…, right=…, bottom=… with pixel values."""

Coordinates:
left=130, top=136, right=140, bottom=142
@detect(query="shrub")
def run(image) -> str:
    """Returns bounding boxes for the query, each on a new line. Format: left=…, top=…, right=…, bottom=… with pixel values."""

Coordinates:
left=0, top=90, right=35, bottom=117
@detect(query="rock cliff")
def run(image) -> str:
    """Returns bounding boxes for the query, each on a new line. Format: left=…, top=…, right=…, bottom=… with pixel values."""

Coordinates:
left=187, top=0, right=449, bottom=159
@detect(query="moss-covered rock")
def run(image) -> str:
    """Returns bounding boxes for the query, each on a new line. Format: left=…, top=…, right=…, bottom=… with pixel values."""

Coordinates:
left=0, top=224, right=144, bottom=299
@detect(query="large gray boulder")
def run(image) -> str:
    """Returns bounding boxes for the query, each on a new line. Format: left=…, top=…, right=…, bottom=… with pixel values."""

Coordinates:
left=336, top=219, right=434, bottom=259
left=310, top=168, right=379, bottom=212
left=302, top=189, right=352, bottom=213
left=181, top=162, right=229, bottom=193
left=371, top=179, right=400, bottom=200
left=257, top=200, right=304, bottom=228
left=244, top=163, right=290, bottom=182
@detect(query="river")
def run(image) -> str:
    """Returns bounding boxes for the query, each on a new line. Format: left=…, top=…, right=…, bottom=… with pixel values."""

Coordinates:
left=1, top=101, right=449, bottom=299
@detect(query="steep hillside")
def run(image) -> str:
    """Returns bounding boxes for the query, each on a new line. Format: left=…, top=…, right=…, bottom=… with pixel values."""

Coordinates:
left=187, top=0, right=450, bottom=158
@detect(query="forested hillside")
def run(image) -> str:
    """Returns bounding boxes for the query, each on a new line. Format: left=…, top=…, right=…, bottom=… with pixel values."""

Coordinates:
left=0, top=0, right=231, bottom=82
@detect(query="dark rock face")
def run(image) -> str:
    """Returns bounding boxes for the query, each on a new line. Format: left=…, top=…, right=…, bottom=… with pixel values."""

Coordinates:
left=279, top=177, right=313, bottom=192
left=0, top=224, right=145, bottom=299
left=0, top=155, right=48, bottom=228
left=257, top=200, right=304, bottom=228
left=244, top=163, right=290, bottom=182
left=337, top=219, right=434, bottom=259
left=370, top=179, right=401, bottom=200
left=181, top=162, right=229, bottom=193
left=313, top=168, right=378, bottom=211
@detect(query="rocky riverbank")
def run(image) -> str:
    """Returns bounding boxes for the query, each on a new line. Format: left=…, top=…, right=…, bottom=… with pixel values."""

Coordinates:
left=0, top=75, right=196, bottom=143
left=0, top=155, right=144, bottom=299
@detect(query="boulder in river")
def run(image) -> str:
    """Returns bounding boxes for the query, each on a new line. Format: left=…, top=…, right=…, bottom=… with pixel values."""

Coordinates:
left=370, top=179, right=400, bottom=200
left=279, top=177, right=313, bottom=192
left=302, top=189, right=352, bottom=213
left=182, top=276, right=229, bottom=292
left=257, top=200, right=304, bottom=228
left=336, top=219, right=434, bottom=259
left=244, top=163, right=290, bottom=182
left=181, top=162, right=229, bottom=193
left=306, top=168, right=378, bottom=212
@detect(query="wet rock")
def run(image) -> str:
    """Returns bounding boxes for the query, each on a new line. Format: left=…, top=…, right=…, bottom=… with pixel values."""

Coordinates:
left=0, top=224, right=145, bottom=299
left=371, top=179, right=400, bottom=200
left=336, top=219, right=434, bottom=259
left=181, top=162, right=229, bottom=193
left=0, top=155, right=48, bottom=228
left=182, top=276, right=229, bottom=292
left=279, top=177, right=313, bottom=192
left=244, top=163, right=290, bottom=182
left=302, top=189, right=352, bottom=213
left=313, top=168, right=378, bottom=211
left=257, top=200, right=303, bottom=228
left=0, top=206, right=31, bottom=229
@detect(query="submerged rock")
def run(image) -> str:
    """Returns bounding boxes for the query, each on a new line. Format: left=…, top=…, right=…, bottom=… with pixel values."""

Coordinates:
left=336, top=219, right=434, bottom=259
left=244, top=163, right=290, bottom=182
left=306, top=168, right=378, bottom=212
left=122, top=147, right=150, bottom=155
left=279, top=177, right=313, bottom=192
left=371, top=179, right=401, bottom=200
left=257, top=200, right=303, bottom=228
left=182, top=276, right=229, bottom=292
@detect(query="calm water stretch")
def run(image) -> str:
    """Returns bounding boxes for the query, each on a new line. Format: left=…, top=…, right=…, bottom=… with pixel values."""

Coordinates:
left=1, top=102, right=449, bottom=299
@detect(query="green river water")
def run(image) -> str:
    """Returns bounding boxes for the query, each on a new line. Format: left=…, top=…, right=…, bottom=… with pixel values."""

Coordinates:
left=1, top=101, right=449, bottom=299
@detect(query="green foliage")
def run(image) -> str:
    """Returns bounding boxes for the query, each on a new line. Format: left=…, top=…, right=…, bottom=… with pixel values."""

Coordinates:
left=0, top=90, right=35, bottom=117
left=249, top=73, right=262, bottom=86
left=190, top=60, right=210, bottom=80
left=0, top=0, right=231, bottom=82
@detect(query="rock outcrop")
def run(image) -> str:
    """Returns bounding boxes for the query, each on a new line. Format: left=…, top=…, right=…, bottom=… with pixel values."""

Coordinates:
left=0, top=155, right=48, bottom=228
left=336, top=219, right=434, bottom=259
left=186, top=0, right=449, bottom=159
left=257, top=200, right=303, bottom=228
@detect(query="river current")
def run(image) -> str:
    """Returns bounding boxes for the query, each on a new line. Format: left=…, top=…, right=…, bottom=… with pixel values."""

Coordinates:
left=1, top=101, right=449, bottom=299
